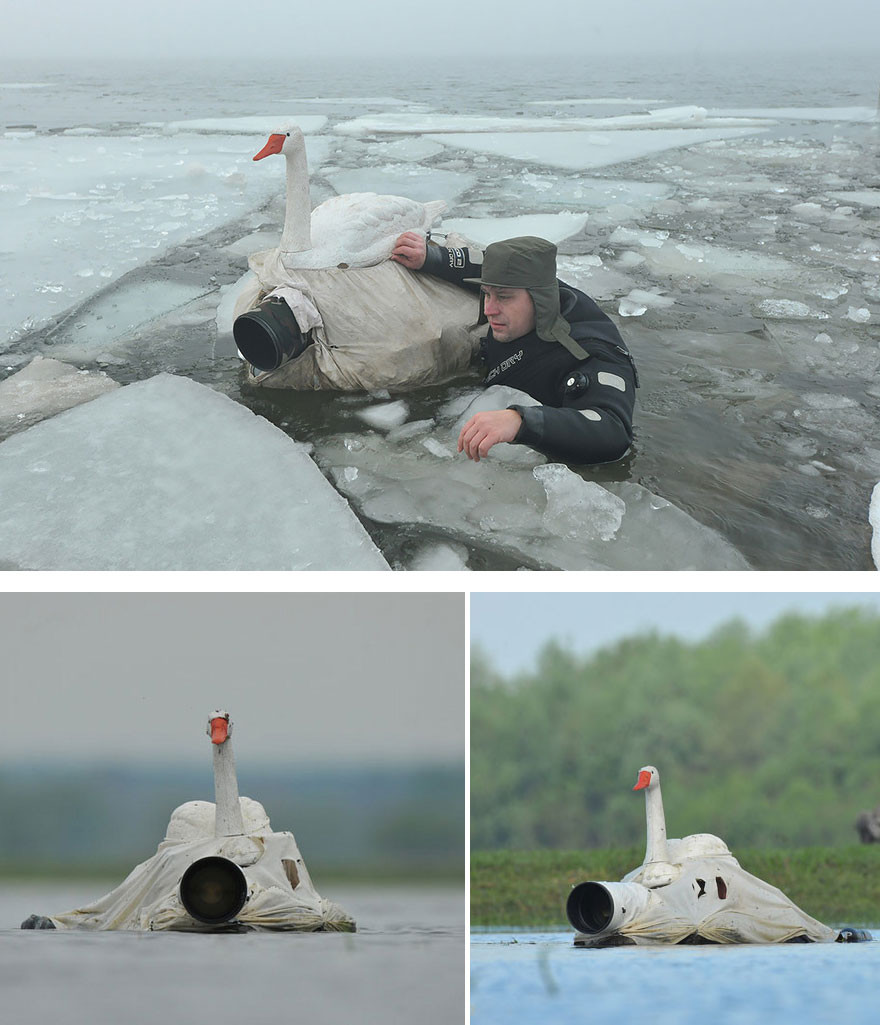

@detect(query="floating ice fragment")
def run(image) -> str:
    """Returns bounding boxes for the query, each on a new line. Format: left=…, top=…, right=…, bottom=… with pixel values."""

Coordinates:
left=816, top=285, right=848, bottom=300
left=408, top=542, right=470, bottom=571
left=814, top=333, right=833, bottom=344
left=845, top=307, right=871, bottom=323
left=675, top=244, right=705, bottom=261
left=422, top=438, right=454, bottom=459
left=757, top=299, right=828, bottom=319
left=618, top=289, right=675, bottom=317
left=618, top=298, right=647, bottom=317
left=805, top=504, right=831, bottom=520
left=870, top=482, right=880, bottom=570
left=355, top=400, right=409, bottom=430
left=533, top=464, right=625, bottom=541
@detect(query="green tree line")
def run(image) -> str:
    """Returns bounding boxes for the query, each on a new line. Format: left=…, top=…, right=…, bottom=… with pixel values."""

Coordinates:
left=471, top=608, right=880, bottom=851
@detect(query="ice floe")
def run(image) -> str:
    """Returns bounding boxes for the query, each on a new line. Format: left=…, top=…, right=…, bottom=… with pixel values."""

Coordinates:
left=706, top=107, right=878, bottom=122
left=871, top=483, right=880, bottom=570
left=337, top=107, right=772, bottom=135
left=0, top=374, right=388, bottom=571
left=163, top=116, right=328, bottom=135
left=429, top=127, right=766, bottom=171
left=0, top=356, right=118, bottom=437
left=439, top=211, right=589, bottom=246
left=827, top=190, right=880, bottom=208
left=314, top=387, right=749, bottom=571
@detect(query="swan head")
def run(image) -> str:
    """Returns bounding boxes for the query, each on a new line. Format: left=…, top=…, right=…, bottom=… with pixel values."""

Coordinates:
left=253, top=126, right=304, bottom=162
left=207, top=709, right=232, bottom=746
left=633, top=765, right=659, bottom=791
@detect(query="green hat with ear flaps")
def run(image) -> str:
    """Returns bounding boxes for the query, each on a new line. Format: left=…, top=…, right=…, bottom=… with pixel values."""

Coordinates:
left=464, top=236, right=589, bottom=360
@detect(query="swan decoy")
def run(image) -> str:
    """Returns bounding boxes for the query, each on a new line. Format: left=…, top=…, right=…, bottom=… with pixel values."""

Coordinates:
left=21, top=710, right=356, bottom=932
left=626, top=764, right=729, bottom=888
left=565, top=765, right=871, bottom=946
left=253, top=125, right=446, bottom=270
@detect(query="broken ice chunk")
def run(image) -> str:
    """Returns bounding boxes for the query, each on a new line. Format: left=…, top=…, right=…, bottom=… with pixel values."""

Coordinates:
left=355, top=400, right=409, bottom=430
left=0, top=356, right=118, bottom=437
left=534, top=463, right=626, bottom=541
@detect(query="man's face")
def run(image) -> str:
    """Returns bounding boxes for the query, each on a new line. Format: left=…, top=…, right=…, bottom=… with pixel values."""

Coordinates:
left=481, top=286, right=536, bottom=343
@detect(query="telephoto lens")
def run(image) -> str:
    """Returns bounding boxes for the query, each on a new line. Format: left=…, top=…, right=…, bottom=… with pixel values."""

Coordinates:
left=233, top=296, right=310, bottom=371
left=179, top=857, right=248, bottom=924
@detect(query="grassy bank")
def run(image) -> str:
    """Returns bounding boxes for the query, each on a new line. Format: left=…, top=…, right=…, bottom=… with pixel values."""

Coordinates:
left=472, top=847, right=880, bottom=928
left=0, top=859, right=463, bottom=886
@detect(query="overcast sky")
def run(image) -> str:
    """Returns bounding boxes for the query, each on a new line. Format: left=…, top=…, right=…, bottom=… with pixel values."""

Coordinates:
left=1, top=592, right=464, bottom=767
left=2, top=1, right=878, bottom=59
left=471, top=591, right=880, bottom=676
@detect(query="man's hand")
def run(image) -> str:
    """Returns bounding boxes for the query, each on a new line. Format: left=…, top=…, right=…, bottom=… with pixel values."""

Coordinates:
left=391, top=231, right=427, bottom=270
left=457, top=410, right=523, bottom=462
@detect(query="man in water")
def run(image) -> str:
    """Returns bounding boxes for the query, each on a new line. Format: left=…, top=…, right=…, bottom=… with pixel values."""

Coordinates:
left=391, top=232, right=637, bottom=465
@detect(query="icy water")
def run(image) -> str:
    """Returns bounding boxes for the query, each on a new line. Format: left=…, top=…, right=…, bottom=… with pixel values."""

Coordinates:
left=471, top=929, right=880, bottom=1025
left=0, top=881, right=464, bottom=1024
left=2, top=52, right=879, bottom=569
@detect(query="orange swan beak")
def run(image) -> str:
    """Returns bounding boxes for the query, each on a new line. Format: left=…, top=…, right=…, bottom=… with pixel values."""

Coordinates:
left=210, top=716, right=229, bottom=745
left=253, top=134, right=286, bottom=161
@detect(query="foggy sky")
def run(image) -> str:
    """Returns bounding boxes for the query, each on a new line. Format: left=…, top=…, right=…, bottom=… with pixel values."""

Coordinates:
left=2, top=0, right=878, bottom=60
left=471, top=591, right=880, bottom=676
left=1, top=592, right=464, bottom=766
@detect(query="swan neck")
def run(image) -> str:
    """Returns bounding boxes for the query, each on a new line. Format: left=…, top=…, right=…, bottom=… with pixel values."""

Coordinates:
left=213, top=740, right=244, bottom=836
left=280, top=142, right=312, bottom=254
left=644, top=784, right=669, bottom=863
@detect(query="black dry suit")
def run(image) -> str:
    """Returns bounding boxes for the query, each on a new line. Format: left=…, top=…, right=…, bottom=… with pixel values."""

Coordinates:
left=421, top=242, right=638, bottom=465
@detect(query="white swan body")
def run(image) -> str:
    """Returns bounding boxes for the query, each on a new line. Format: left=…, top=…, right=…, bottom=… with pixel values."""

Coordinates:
left=255, top=126, right=446, bottom=269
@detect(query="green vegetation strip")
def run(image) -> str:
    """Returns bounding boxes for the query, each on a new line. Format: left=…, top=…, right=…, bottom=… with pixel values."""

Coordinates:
left=472, top=847, right=880, bottom=928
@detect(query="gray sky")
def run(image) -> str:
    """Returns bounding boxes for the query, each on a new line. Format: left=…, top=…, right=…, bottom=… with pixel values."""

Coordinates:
left=471, top=591, right=880, bottom=676
left=1, top=592, right=464, bottom=766
left=2, top=1, right=878, bottom=59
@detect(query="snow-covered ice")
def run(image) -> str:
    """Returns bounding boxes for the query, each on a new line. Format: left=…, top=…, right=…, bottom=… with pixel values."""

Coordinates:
left=0, top=374, right=389, bottom=571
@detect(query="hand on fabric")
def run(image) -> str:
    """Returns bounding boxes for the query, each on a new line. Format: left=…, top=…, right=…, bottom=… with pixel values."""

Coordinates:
left=390, top=231, right=427, bottom=269
left=457, top=410, right=523, bottom=462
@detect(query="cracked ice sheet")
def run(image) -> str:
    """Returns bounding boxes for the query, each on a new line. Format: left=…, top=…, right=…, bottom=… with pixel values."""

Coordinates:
left=0, top=374, right=389, bottom=571
left=706, top=107, right=878, bottom=122
left=440, top=212, right=589, bottom=246
left=314, top=386, right=749, bottom=571
left=336, top=108, right=771, bottom=135
left=429, top=128, right=766, bottom=171
left=827, top=191, right=880, bottom=209
left=0, top=132, right=334, bottom=345
left=162, top=116, right=328, bottom=135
